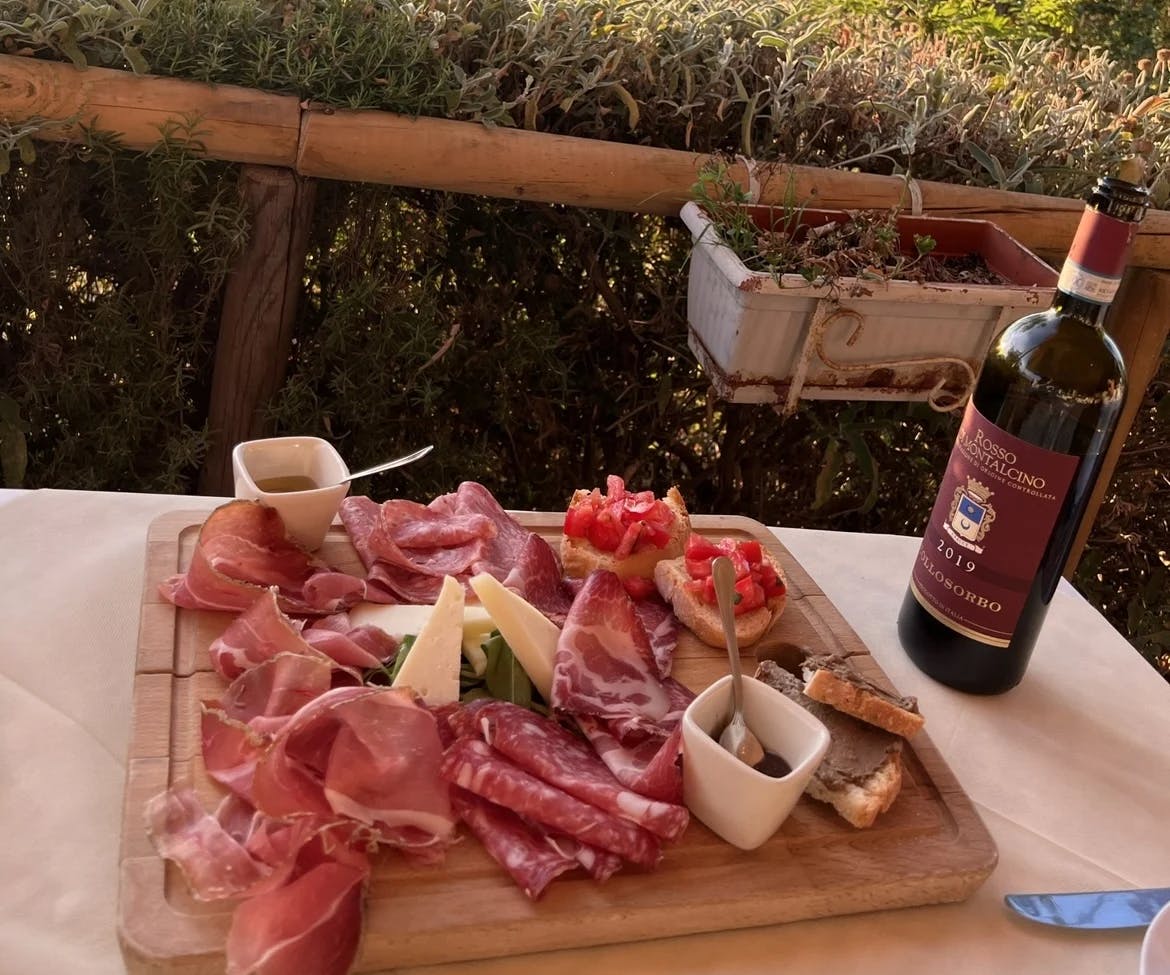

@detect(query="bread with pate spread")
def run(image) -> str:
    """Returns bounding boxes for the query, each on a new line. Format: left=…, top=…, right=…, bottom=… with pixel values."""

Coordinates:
left=755, top=659, right=903, bottom=829
left=800, top=652, right=924, bottom=738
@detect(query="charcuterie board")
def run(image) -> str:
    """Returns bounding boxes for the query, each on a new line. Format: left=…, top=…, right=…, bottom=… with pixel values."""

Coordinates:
left=118, top=510, right=997, bottom=974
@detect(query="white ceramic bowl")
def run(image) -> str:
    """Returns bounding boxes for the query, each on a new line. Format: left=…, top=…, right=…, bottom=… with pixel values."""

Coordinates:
left=1141, top=900, right=1170, bottom=975
left=681, top=674, right=830, bottom=850
left=231, top=436, right=350, bottom=550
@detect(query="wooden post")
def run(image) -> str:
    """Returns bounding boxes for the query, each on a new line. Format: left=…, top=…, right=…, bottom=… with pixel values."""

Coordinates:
left=199, top=166, right=317, bottom=495
left=1066, top=268, right=1170, bottom=575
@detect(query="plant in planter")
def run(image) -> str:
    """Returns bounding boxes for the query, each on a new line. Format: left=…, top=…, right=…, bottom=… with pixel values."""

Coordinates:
left=682, top=163, right=1059, bottom=413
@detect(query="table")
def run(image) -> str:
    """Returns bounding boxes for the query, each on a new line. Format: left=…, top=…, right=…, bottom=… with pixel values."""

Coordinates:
left=3, top=487, right=1168, bottom=975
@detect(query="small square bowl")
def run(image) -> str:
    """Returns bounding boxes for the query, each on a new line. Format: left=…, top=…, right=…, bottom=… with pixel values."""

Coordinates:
left=231, top=436, right=350, bottom=551
left=682, top=674, right=830, bottom=850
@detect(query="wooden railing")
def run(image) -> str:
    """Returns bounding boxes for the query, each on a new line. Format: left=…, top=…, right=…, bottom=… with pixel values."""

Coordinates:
left=3, top=53, right=1169, bottom=570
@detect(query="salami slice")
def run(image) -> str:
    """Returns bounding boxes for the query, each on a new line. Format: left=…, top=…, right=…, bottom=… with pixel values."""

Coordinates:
left=440, top=737, right=662, bottom=868
left=449, top=788, right=579, bottom=900
left=467, top=700, right=688, bottom=841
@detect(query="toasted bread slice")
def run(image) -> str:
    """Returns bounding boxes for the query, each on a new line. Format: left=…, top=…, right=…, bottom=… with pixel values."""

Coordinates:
left=561, top=485, right=690, bottom=581
left=800, top=653, right=924, bottom=738
left=755, top=659, right=903, bottom=829
left=654, top=551, right=786, bottom=649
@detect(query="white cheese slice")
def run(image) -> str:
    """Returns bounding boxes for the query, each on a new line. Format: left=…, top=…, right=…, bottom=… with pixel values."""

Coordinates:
left=389, top=575, right=464, bottom=706
left=351, top=602, right=492, bottom=641
left=467, top=573, right=559, bottom=700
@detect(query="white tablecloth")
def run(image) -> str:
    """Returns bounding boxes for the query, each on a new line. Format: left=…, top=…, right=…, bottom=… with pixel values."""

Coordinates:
left=3, top=488, right=1168, bottom=975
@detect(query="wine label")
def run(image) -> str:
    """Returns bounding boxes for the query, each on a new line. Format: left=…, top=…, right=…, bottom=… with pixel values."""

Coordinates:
left=1056, top=207, right=1138, bottom=304
left=909, top=402, right=1079, bottom=647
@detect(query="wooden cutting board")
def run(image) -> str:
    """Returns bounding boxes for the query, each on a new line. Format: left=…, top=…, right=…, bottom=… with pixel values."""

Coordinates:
left=118, top=510, right=997, bottom=974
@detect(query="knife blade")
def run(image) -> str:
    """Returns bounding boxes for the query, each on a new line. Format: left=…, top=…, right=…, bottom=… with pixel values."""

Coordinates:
left=1005, top=887, right=1170, bottom=929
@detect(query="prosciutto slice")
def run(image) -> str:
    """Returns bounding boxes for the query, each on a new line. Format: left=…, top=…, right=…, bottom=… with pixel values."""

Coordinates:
left=224, top=861, right=366, bottom=975
left=200, top=654, right=337, bottom=800
left=160, top=501, right=366, bottom=615
left=440, top=737, right=661, bottom=868
left=449, top=787, right=579, bottom=900
left=251, top=686, right=457, bottom=856
left=466, top=700, right=688, bottom=841
left=207, top=589, right=380, bottom=681
left=303, top=613, right=400, bottom=667
left=144, top=788, right=279, bottom=901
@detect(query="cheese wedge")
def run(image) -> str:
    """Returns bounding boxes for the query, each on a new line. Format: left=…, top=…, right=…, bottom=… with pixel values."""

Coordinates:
left=389, top=575, right=464, bottom=706
left=350, top=600, right=494, bottom=673
left=350, top=601, right=492, bottom=638
left=467, top=573, right=559, bottom=700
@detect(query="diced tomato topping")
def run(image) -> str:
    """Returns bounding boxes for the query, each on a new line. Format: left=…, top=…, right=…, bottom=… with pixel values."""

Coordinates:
left=682, top=535, right=785, bottom=616
left=622, top=576, right=658, bottom=600
left=562, top=475, right=679, bottom=555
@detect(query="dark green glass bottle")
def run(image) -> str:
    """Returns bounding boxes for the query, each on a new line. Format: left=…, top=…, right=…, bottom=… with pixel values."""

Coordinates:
left=897, top=169, right=1151, bottom=694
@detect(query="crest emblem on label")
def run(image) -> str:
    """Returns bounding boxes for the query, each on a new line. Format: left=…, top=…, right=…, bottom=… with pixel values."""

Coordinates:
left=946, top=477, right=995, bottom=551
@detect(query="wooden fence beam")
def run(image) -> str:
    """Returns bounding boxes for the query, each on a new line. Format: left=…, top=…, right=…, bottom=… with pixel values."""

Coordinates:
left=2, top=55, right=1170, bottom=269
left=0, top=54, right=299, bottom=165
left=295, top=106, right=1170, bottom=269
left=199, top=166, right=317, bottom=495
left=1066, top=268, right=1170, bottom=576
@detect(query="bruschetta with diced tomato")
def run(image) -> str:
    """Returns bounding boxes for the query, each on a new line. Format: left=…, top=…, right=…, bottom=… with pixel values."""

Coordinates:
left=653, top=535, right=787, bottom=648
left=561, top=476, right=690, bottom=598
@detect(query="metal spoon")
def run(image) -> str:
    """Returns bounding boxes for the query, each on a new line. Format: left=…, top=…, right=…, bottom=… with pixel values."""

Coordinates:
left=327, top=444, right=434, bottom=487
left=711, top=556, right=766, bottom=768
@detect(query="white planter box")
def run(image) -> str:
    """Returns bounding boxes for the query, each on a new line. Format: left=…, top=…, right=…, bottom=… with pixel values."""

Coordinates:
left=681, top=201, right=1058, bottom=411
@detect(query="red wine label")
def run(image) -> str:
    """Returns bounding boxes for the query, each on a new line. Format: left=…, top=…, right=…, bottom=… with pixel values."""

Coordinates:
left=1057, top=208, right=1137, bottom=304
left=909, top=402, right=1079, bottom=647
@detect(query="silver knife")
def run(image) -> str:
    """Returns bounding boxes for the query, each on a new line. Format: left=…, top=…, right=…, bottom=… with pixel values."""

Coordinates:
left=1005, top=887, right=1170, bottom=929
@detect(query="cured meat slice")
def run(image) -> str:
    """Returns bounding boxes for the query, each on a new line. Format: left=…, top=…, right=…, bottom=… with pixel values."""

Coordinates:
left=144, top=787, right=273, bottom=900
left=578, top=719, right=685, bottom=806
left=440, top=737, right=661, bottom=868
left=466, top=700, right=689, bottom=841
left=501, top=532, right=576, bottom=625
left=219, top=653, right=336, bottom=729
left=551, top=569, right=693, bottom=743
left=251, top=686, right=457, bottom=854
left=341, top=482, right=558, bottom=605
left=160, top=501, right=366, bottom=615
left=208, top=590, right=379, bottom=681
left=201, top=654, right=337, bottom=800
left=201, top=706, right=267, bottom=800
left=635, top=595, right=680, bottom=679
left=449, top=787, right=579, bottom=900
left=143, top=788, right=322, bottom=902
left=530, top=823, right=624, bottom=882
left=323, top=691, right=457, bottom=855
left=225, top=861, right=367, bottom=975
left=304, top=613, right=400, bottom=663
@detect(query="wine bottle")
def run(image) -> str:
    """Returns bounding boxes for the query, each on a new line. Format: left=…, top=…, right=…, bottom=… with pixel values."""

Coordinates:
left=897, top=165, right=1151, bottom=694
